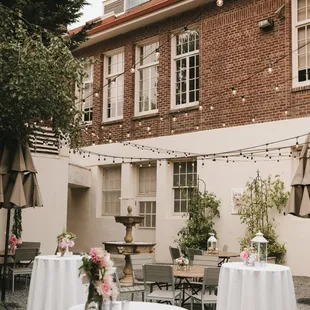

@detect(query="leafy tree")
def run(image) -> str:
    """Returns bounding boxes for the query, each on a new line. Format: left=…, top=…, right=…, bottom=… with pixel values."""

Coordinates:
left=176, top=188, right=220, bottom=253
left=238, top=173, right=289, bottom=264
left=11, top=210, right=22, bottom=239
left=0, top=5, right=86, bottom=146
left=0, top=0, right=94, bottom=50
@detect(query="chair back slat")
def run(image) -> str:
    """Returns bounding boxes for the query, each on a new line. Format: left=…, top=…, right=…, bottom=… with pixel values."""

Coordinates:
left=21, top=242, right=41, bottom=249
left=169, top=246, right=180, bottom=262
left=143, top=264, right=173, bottom=284
left=202, top=267, right=220, bottom=294
left=14, top=247, right=38, bottom=262
left=188, top=248, right=203, bottom=262
left=193, top=255, right=218, bottom=267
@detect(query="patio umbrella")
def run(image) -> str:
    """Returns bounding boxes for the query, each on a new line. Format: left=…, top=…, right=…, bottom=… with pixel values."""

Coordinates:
left=286, top=134, right=310, bottom=217
left=0, top=140, right=43, bottom=302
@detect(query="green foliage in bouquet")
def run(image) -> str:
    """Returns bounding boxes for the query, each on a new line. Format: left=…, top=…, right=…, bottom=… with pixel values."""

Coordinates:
left=239, top=173, right=289, bottom=264
left=176, top=187, right=220, bottom=253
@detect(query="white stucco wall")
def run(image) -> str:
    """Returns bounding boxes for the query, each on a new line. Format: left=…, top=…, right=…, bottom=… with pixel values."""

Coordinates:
left=68, top=116, right=310, bottom=276
left=0, top=154, right=70, bottom=255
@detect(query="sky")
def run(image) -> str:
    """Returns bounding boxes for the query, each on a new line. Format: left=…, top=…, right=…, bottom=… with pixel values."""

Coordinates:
left=69, top=0, right=102, bottom=29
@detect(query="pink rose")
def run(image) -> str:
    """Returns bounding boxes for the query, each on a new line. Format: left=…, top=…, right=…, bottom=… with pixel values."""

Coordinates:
left=240, top=251, right=249, bottom=261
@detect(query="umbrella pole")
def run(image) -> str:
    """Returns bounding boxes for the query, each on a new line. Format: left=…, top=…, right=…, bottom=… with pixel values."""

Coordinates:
left=1, top=208, right=11, bottom=302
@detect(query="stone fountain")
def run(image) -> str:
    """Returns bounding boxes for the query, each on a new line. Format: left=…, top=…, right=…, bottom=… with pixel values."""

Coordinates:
left=103, top=206, right=156, bottom=285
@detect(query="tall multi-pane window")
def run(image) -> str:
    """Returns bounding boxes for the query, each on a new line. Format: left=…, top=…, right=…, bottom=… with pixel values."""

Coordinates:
left=137, top=166, right=156, bottom=228
left=104, top=51, right=124, bottom=120
left=293, top=0, right=310, bottom=86
left=135, top=41, right=159, bottom=116
left=76, top=63, right=93, bottom=123
left=173, top=29, right=199, bottom=108
left=102, top=167, right=121, bottom=215
left=173, top=162, right=197, bottom=213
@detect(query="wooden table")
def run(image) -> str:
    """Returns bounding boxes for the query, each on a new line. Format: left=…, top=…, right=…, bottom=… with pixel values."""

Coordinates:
left=203, top=251, right=240, bottom=266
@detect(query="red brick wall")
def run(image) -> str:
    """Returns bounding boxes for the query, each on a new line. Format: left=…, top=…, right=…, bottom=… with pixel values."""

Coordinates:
left=75, top=0, right=310, bottom=146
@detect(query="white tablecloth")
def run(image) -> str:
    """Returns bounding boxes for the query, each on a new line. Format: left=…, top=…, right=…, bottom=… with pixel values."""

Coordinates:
left=69, top=301, right=187, bottom=310
left=27, top=255, right=87, bottom=310
left=217, top=262, right=297, bottom=310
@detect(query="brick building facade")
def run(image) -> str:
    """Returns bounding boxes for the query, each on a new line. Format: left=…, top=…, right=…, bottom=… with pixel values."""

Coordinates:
left=73, top=0, right=309, bottom=146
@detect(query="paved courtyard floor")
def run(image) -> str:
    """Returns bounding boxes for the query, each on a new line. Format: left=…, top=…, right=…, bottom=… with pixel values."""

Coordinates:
left=1, top=276, right=310, bottom=309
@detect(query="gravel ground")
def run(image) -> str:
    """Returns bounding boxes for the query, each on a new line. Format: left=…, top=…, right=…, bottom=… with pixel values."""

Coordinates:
left=1, top=276, right=310, bottom=309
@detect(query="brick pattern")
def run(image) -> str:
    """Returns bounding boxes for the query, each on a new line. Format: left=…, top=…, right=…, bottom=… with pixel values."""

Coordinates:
left=74, top=0, right=310, bottom=146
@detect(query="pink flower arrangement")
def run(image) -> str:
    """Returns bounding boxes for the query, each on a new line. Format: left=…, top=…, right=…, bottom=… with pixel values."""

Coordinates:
left=58, top=237, right=75, bottom=249
left=57, top=229, right=76, bottom=250
left=9, top=235, right=18, bottom=252
left=79, top=248, right=118, bottom=304
left=240, top=247, right=254, bottom=262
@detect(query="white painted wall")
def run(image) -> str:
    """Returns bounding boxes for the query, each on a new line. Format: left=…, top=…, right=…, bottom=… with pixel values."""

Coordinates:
left=68, top=116, right=310, bottom=276
left=0, top=153, right=70, bottom=256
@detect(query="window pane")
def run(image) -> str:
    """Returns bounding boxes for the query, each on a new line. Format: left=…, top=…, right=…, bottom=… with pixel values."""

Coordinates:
left=139, top=167, right=156, bottom=194
left=139, top=201, right=156, bottom=228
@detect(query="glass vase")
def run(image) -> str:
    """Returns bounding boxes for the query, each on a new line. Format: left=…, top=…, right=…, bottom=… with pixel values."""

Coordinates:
left=85, top=283, right=103, bottom=310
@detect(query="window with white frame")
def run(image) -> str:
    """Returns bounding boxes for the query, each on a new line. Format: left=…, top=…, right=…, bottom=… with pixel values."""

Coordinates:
left=172, top=29, right=199, bottom=108
left=137, top=166, right=156, bottom=228
left=135, top=41, right=159, bottom=115
left=126, top=0, right=148, bottom=11
left=104, top=50, right=124, bottom=120
left=293, top=0, right=310, bottom=86
left=76, top=63, right=93, bottom=123
left=173, top=161, right=197, bottom=213
left=102, top=166, right=121, bottom=215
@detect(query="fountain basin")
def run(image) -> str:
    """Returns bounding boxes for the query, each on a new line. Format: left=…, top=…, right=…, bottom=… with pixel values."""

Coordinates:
left=103, top=241, right=156, bottom=255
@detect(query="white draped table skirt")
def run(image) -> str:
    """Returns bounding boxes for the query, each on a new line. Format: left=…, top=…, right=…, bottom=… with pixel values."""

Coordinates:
left=217, top=262, right=297, bottom=310
left=27, top=255, right=87, bottom=310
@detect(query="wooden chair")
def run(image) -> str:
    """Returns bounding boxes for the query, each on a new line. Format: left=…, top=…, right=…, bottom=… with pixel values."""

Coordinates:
left=193, top=255, right=219, bottom=267
left=114, top=269, right=145, bottom=301
left=9, top=247, right=38, bottom=292
left=19, top=242, right=41, bottom=266
left=190, top=267, right=220, bottom=310
left=169, top=246, right=181, bottom=263
left=143, top=264, right=182, bottom=306
left=187, top=248, right=203, bottom=264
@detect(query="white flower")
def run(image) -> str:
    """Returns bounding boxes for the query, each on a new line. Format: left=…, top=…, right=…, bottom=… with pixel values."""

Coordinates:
left=105, top=266, right=117, bottom=275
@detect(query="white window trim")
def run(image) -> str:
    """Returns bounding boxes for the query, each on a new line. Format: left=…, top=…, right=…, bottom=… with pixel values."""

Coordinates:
left=170, top=28, right=199, bottom=109
left=134, top=39, right=159, bottom=117
left=102, top=47, right=124, bottom=122
left=292, top=0, right=310, bottom=88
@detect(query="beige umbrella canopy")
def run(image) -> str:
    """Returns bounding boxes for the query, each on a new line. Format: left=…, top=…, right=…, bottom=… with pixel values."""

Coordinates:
left=286, top=134, right=310, bottom=217
left=0, top=140, right=43, bottom=301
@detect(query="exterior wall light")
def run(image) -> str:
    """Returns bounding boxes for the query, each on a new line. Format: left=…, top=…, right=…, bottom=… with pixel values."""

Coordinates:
left=258, top=18, right=274, bottom=29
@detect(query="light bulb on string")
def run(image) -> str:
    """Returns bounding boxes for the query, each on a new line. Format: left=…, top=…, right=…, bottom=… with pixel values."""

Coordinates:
left=275, top=85, right=279, bottom=92
left=148, top=131, right=152, bottom=135
left=231, top=86, right=237, bottom=95
left=265, top=144, right=269, bottom=157
left=171, top=129, right=175, bottom=134
left=139, top=121, right=142, bottom=126
left=172, top=116, right=176, bottom=122
left=147, top=126, right=151, bottom=131
left=130, top=67, right=135, bottom=73
left=285, top=110, right=288, bottom=115
left=202, top=159, right=205, bottom=167
left=160, top=116, right=163, bottom=121
left=252, top=118, right=255, bottom=123
left=111, top=78, right=116, bottom=85
left=94, top=92, right=99, bottom=98
left=155, top=48, right=160, bottom=58
left=98, top=155, right=100, bottom=161
left=185, top=112, right=188, bottom=117
left=199, top=105, right=203, bottom=111
left=216, top=0, right=223, bottom=6
left=196, top=125, right=199, bottom=130
left=267, top=63, right=273, bottom=74
left=210, top=105, right=214, bottom=110
left=222, top=123, right=226, bottom=127
left=184, top=25, right=191, bottom=34
left=148, top=162, right=151, bottom=167
left=279, top=149, right=281, bottom=156
left=241, top=96, right=246, bottom=103
left=126, top=132, right=130, bottom=138
left=140, top=163, right=142, bottom=167
left=296, top=137, right=299, bottom=148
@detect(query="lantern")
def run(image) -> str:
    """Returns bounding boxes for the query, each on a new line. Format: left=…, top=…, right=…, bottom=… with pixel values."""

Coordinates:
left=251, top=231, right=268, bottom=266
left=207, top=233, right=218, bottom=254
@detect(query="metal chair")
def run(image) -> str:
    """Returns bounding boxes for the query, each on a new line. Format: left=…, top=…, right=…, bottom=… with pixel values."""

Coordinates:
left=193, top=255, right=219, bottom=267
left=129, top=254, right=156, bottom=291
left=230, top=256, right=243, bottom=262
left=143, top=264, right=182, bottom=306
left=222, top=244, right=229, bottom=252
left=9, top=247, right=38, bottom=292
left=187, top=248, right=203, bottom=264
left=114, top=269, right=145, bottom=301
left=169, top=246, right=181, bottom=263
left=190, top=267, right=220, bottom=310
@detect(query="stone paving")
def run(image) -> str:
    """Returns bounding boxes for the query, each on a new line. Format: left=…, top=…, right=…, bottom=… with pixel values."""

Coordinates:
left=1, top=276, right=310, bottom=309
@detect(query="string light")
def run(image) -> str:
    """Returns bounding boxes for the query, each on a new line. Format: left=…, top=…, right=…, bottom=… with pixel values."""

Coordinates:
left=296, top=137, right=299, bottom=148
left=241, top=96, right=246, bottom=103
left=210, top=105, right=214, bottom=110
left=222, top=123, right=226, bottom=127
left=130, top=67, right=135, bottom=73
left=216, top=0, right=224, bottom=6
left=199, top=105, right=203, bottom=111
left=252, top=118, right=255, bottom=123
left=126, top=132, right=130, bottom=138
left=275, top=85, right=279, bottom=92
left=195, top=125, right=199, bottom=130
left=172, top=116, right=176, bottom=122
left=231, top=86, right=237, bottom=95
left=94, top=92, right=99, bottom=98
left=160, top=116, right=163, bottom=121
left=111, top=78, right=116, bottom=85
left=184, top=25, right=191, bottom=34
left=267, top=63, right=273, bottom=74
left=155, top=48, right=160, bottom=58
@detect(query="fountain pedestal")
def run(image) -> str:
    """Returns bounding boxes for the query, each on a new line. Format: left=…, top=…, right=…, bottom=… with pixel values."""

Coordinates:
left=103, top=206, right=156, bottom=285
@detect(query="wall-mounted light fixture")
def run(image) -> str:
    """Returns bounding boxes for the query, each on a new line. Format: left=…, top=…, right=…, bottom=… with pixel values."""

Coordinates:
left=258, top=18, right=274, bottom=29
